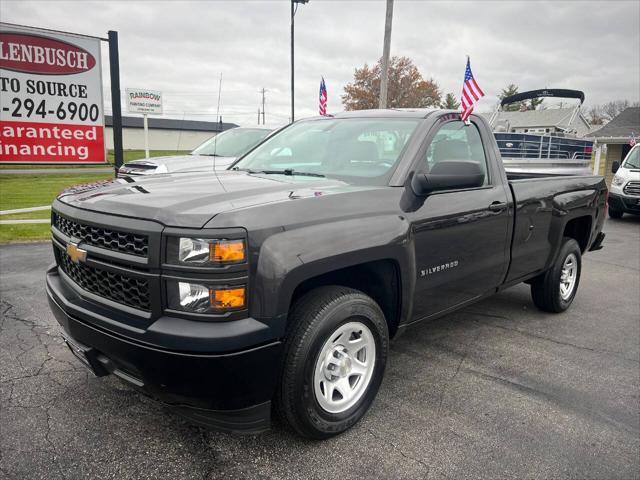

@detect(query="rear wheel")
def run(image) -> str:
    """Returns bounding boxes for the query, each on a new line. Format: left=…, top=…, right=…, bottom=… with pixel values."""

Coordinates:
left=608, top=206, right=624, bottom=219
left=531, top=237, right=582, bottom=313
left=276, top=286, right=388, bottom=439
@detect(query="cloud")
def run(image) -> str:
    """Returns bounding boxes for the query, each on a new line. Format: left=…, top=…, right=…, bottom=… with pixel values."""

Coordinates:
left=2, top=0, right=638, bottom=125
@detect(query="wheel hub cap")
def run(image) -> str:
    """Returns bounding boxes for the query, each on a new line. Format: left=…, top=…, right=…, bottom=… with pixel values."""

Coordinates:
left=313, top=321, right=376, bottom=414
left=323, top=346, right=353, bottom=379
left=559, top=253, right=578, bottom=300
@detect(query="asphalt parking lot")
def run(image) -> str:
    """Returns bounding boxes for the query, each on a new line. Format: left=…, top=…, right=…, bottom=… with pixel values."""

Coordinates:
left=1, top=217, right=638, bottom=480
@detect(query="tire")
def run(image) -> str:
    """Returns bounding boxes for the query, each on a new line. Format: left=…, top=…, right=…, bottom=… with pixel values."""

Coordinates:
left=608, top=206, right=624, bottom=219
left=276, top=286, right=389, bottom=439
left=530, top=237, right=582, bottom=313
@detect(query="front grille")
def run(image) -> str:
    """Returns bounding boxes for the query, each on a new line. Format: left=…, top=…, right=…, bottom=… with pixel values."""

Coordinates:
left=53, top=213, right=148, bottom=257
left=58, top=252, right=150, bottom=311
left=623, top=181, right=640, bottom=196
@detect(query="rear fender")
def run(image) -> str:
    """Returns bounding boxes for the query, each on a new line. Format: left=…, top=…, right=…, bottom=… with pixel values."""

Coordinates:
left=545, top=189, right=598, bottom=268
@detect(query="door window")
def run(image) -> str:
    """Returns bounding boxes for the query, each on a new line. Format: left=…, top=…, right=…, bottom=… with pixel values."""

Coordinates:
left=422, top=121, right=489, bottom=185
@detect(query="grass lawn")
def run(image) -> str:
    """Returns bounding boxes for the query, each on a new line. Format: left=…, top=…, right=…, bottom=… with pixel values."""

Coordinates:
left=1, top=210, right=51, bottom=220
left=108, top=149, right=190, bottom=163
left=0, top=224, right=51, bottom=243
left=0, top=149, right=189, bottom=169
left=0, top=172, right=112, bottom=244
left=0, top=173, right=112, bottom=211
left=0, top=150, right=188, bottom=243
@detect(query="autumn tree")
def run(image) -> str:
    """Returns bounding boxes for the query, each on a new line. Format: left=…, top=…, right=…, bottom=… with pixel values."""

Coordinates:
left=440, top=93, right=460, bottom=110
left=342, top=56, right=441, bottom=110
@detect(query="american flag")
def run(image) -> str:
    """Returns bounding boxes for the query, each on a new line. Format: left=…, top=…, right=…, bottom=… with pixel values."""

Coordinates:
left=460, top=58, right=485, bottom=122
left=319, top=77, right=328, bottom=116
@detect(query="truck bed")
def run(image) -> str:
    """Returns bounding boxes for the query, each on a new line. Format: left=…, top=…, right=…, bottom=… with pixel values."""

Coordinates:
left=505, top=174, right=607, bottom=284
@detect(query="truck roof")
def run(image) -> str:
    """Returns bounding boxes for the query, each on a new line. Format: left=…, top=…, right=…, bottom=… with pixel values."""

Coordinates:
left=304, top=108, right=450, bottom=120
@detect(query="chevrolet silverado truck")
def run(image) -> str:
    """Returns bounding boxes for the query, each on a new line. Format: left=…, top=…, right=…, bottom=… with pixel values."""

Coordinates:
left=46, top=109, right=606, bottom=439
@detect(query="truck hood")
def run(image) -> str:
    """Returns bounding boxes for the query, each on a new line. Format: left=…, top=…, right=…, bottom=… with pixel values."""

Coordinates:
left=121, top=154, right=236, bottom=174
left=56, top=170, right=360, bottom=228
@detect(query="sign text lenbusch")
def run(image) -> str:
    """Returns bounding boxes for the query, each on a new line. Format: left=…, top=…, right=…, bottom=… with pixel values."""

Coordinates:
left=0, top=23, right=105, bottom=163
left=126, top=88, right=162, bottom=115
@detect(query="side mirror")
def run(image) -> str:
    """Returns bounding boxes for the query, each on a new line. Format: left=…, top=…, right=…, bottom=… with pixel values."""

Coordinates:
left=411, top=161, right=485, bottom=196
left=611, top=161, right=620, bottom=174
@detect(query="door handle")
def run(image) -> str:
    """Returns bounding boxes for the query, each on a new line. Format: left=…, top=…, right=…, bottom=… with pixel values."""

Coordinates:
left=488, top=201, right=507, bottom=212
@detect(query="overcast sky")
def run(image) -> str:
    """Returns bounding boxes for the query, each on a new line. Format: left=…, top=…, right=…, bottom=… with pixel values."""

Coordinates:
left=3, top=0, right=639, bottom=126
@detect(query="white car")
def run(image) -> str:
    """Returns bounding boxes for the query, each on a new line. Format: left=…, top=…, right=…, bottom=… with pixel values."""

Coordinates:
left=608, top=144, right=640, bottom=218
left=118, top=127, right=273, bottom=177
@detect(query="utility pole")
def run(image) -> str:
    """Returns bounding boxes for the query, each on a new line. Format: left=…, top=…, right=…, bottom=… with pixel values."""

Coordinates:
left=291, top=1, right=295, bottom=123
left=379, top=0, right=394, bottom=109
left=291, top=0, right=309, bottom=123
left=259, top=88, right=267, bottom=125
left=108, top=31, right=123, bottom=174
left=258, top=108, right=261, bottom=125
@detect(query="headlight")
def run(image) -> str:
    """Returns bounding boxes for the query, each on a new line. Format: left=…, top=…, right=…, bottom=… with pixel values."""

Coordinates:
left=167, top=281, right=246, bottom=314
left=611, top=175, right=625, bottom=187
left=168, top=237, right=246, bottom=265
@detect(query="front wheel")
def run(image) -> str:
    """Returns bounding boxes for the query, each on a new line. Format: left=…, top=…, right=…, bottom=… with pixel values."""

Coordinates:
left=608, top=206, right=624, bottom=219
left=276, top=286, right=389, bottom=439
left=531, top=237, right=582, bottom=313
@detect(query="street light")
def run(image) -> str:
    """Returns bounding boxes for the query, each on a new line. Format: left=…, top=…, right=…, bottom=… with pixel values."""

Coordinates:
left=291, top=0, right=309, bottom=123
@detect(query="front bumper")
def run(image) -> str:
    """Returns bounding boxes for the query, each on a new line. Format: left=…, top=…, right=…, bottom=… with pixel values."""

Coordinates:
left=46, top=266, right=282, bottom=433
left=609, top=192, right=640, bottom=214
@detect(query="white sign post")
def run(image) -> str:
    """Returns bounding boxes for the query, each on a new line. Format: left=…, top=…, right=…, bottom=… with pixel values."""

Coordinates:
left=125, top=88, right=162, bottom=158
left=0, top=23, right=106, bottom=164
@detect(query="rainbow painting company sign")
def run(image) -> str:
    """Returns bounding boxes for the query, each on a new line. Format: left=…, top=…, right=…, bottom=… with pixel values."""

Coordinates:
left=0, top=23, right=105, bottom=164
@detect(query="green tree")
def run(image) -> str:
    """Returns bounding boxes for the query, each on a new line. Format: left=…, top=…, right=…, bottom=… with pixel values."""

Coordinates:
left=440, top=93, right=460, bottom=110
left=499, top=84, right=544, bottom=111
left=342, top=56, right=441, bottom=110
left=499, top=84, right=522, bottom=111
left=528, top=97, right=544, bottom=110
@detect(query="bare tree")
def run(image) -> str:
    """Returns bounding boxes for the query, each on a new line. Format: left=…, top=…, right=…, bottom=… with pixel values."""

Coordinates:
left=586, top=100, right=639, bottom=125
left=587, top=106, right=606, bottom=125
left=601, top=100, right=631, bottom=120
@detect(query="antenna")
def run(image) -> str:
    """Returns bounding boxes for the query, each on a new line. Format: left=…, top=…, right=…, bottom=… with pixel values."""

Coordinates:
left=215, top=73, right=223, bottom=122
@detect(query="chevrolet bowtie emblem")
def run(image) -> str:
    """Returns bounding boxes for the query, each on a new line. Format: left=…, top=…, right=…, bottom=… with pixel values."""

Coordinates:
left=66, top=242, right=87, bottom=264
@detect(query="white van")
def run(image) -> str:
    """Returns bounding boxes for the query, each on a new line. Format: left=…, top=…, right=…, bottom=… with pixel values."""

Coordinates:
left=609, top=144, right=640, bottom=218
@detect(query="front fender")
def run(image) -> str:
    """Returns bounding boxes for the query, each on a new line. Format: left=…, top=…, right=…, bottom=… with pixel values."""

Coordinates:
left=250, top=214, right=414, bottom=336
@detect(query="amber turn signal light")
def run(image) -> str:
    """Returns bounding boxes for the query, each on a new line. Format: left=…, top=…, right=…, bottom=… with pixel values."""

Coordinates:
left=209, top=287, right=246, bottom=311
left=209, top=240, right=245, bottom=263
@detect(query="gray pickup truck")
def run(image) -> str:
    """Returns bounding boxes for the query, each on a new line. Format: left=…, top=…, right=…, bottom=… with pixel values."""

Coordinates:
left=46, top=109, right=606, bottom=439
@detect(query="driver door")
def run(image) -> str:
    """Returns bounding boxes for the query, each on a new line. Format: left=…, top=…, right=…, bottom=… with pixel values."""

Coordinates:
left=408, top=119, right=511, bottom=320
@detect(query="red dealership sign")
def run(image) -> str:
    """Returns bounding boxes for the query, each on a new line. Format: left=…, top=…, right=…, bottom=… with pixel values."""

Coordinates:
left=0, top=33, right=97, bottom=75
left=0, top=23, right=105, bottom=163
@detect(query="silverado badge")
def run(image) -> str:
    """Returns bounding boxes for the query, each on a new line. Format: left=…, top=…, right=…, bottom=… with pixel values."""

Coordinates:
left=66, top=243, right=87, bottom=264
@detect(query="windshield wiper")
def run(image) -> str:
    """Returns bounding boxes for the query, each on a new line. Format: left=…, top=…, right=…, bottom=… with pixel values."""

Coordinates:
left=236, top=168, right=325, bottom=178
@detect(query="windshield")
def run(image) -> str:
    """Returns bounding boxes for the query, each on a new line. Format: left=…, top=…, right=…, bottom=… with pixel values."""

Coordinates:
left=232, top=118, right=420, bottom=184
left=622, top=146, right=640, bottom=169
left=191, top=128, right=271, bottom=157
